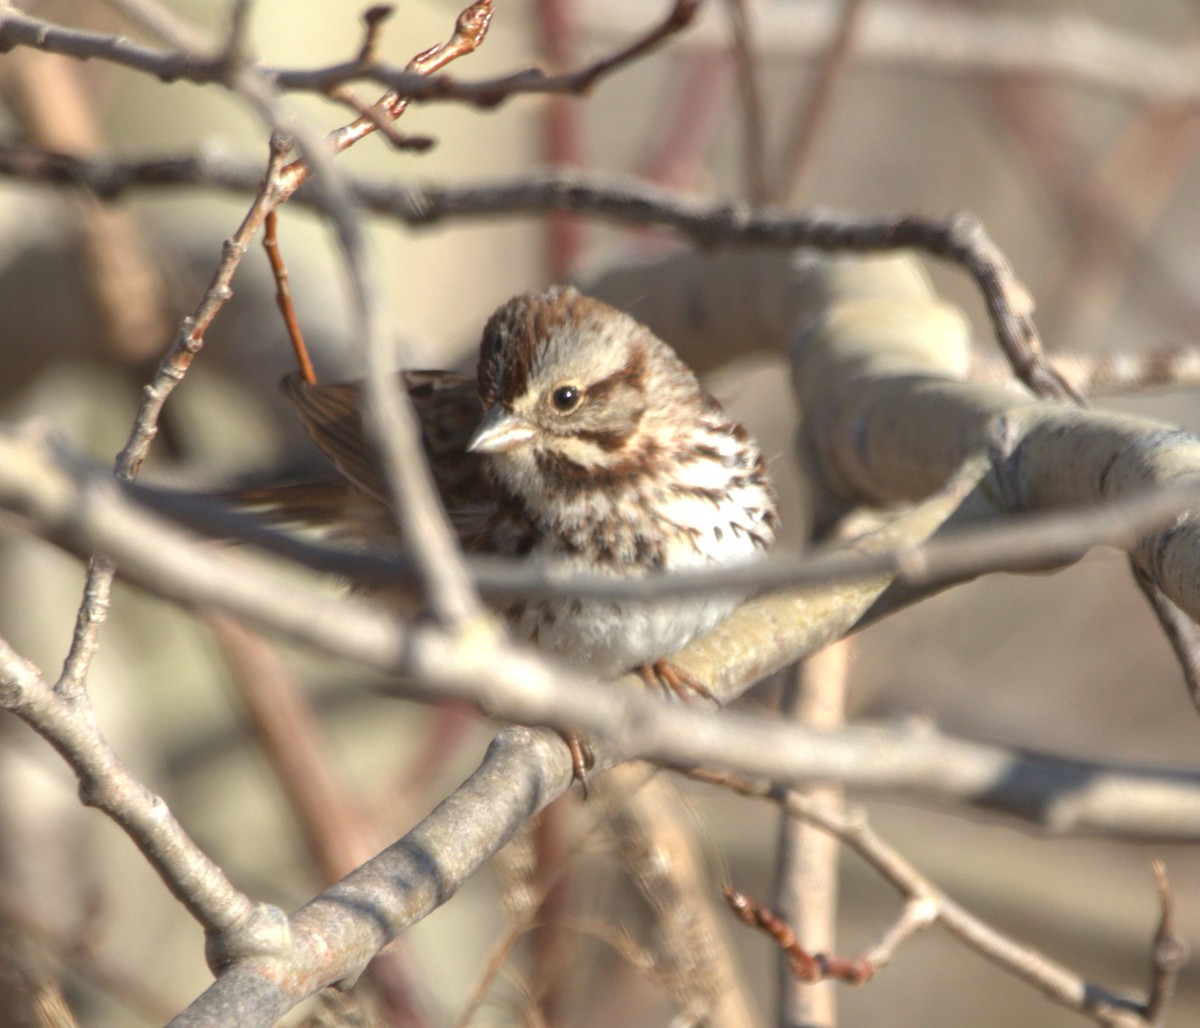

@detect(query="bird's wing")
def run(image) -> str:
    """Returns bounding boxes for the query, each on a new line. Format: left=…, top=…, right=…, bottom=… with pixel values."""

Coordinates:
left=280, top=371, right=490, bottom=518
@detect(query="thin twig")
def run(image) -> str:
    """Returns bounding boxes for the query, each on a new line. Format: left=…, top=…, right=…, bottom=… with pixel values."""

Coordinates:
left=722, top=0, right=769, bottom=203
left=724, top=886, right=897, bottom=983
left=317, top=0, right=494, bottom=165
left=324, top=84, right=437, bottom=152
left=19, top=3, right=1200, bottom=106
left=205, top=2, right=495, bottom=630
left=1143, top=860, right=1189, bottom=1027
left=970, top=346, right=1200, bottom=397
left=775, top=0, right=868, bottom=205
left=702, top=773, right=1153, bottom=1027
left=262, top=204, right=317, bottom=386
left=56, top=132, right=293, bottom=699
left=1132, top=567, right=1200, bottom=712
left=0, top=149, right=1078, bottom=400
left=358, top=4, right=394, bottom=65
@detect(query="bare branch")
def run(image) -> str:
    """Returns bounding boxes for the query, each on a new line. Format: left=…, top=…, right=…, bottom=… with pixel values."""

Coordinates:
left=0, top=1, right=699, bottom=109
left=57, top=131, right=294, bottom=699
left=1144, top=860, right=1189, bottom=1027
left=586, top=0, right=1200, bottom=105
left=706, top=774, right=1154, bottom=1027
left=0, top=429, right=1198, bottom=842
left=774, top=0, right=868, bottom=205
left=170, top=690, right=1200, bottom=1027
left=0, top=634, right=289, bottom=964
left=721, top=0, right=768, bottom=204
left=226, top=4, right=492, bottom=629
left=971, top=347, right=1200, bottom=397
left=262, top=206, right=316, bottom=386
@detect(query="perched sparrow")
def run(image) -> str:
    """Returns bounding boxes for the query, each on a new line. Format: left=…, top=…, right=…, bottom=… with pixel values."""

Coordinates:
left=263, top=286, right=778, bottom=769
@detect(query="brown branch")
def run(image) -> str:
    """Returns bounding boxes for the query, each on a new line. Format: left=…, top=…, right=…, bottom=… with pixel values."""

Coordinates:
left=262, top=206, right=316, bottom=386
left=774, top=0, right=868, bottom=205
left=536, top=0, right=584, bottom=280
left=207, top=613, right=429, bottom=1024
left=584, top=1, right=1200, bottom=104
left=0, top=1, right=699, bottom=109
left=323, top=84, right=437, bottom=152
left=970, top=346, right=1200, bottom=397
left=636, top=51, right=728, bottom=191
left=1144, top=860, right=1189, bottom=1027
left=315, top=0, right=493, bottom=170
left=560, top=0, right=700, bottom=94
left=0, top=46, right=169, bottom=365
left=721, top=0, right=768, bottom=204
left=723, top=886, right=896, bottom=984
left=705, top=773, right=1156, bottom=1027
left=372, top=174, right=1074, bottom=400
left=0, top=146, right=1083, bottom=401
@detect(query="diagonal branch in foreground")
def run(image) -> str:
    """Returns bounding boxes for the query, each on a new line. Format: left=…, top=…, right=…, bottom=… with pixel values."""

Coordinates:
left=0, top=634, right=289, bottom=968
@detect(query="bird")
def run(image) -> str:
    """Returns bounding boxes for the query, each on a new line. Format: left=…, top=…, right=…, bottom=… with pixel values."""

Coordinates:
left=255, top=285, right=779, bottom=778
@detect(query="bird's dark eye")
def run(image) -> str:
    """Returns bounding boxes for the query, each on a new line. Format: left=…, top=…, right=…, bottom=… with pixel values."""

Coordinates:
left=550, top=384, right=582, bottom=413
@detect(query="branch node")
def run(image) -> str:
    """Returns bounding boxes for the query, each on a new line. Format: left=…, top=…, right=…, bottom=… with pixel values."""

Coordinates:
left=1144, top=859, right=1189, bottom=1024
left=204, top=902, right=293, bottom=973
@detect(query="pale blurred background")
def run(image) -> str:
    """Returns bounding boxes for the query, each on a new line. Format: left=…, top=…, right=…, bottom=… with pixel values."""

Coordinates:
left=1, top=0, right=1199, bottom=1024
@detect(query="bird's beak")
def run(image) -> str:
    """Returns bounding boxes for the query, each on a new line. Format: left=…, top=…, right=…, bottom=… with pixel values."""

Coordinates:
left=467, top=404, right=536, bottom=454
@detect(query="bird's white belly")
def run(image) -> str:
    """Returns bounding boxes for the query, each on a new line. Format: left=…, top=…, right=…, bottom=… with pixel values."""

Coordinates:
left=520, top=589, right=744, bottom=676
left=515, top=494, right=768, bottom=675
